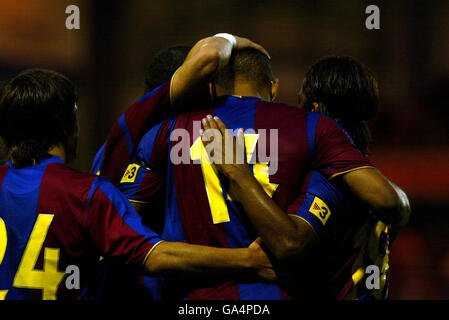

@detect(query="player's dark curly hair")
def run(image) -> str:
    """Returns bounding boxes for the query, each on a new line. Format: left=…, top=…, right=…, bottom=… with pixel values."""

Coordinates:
left=301, top=55, right=379, bottom=154
left=0, top=69, right=78, bottom=168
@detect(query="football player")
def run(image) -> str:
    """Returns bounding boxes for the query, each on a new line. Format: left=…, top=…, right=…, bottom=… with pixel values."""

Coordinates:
left=0, top=66, right=275, bottom=300
left=117, top=35, right=405, bottom=299
left=200, top=55, right=410, bottom=299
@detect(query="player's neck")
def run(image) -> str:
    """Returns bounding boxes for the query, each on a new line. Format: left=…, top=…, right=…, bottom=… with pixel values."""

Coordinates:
left=219, top=82, right=270, bottom=101
left=48, top=144, right=67, bottom=163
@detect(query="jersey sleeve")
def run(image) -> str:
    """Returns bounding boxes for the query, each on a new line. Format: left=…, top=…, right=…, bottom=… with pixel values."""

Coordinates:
left=287, top=171, right=343, bottom=239
left=119, top=119, right=172, bottom=203
left=309, top=113, right=375, bottom=179
left=119, top=164, right=164, bottom=205
left=91, top=80, right=172, bottom=185
left=86, top=177, right=164, bottom=268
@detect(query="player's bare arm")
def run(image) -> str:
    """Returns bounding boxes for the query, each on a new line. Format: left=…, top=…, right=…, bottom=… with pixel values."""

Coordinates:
left=339, top=169, right=410, bottom=243
left=143, top=238, right=276, bottom=283
left=200, top=116, right=318, bottom=267
left=170, top=34, right=269, bottom=106
left=338, top=168, right=410, bottom=231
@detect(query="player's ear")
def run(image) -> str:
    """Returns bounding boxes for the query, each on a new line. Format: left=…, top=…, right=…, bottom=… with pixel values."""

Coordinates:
left=270, top=78, right=279, bottom=102
left=209, top=83, right=217, bottom=100
left=311, top=102, right=320, bottom=113
left=298, top=91, right=306, bottom=109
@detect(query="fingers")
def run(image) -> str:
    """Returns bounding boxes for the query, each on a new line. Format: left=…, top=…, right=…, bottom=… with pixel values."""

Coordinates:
left=236, top=128, right=245, bottom=147
left=201, top=115, right=245, bottom=143
left=235, top=128, right=246, bottom=164
left=234, top=36, right=271, bottom=59
left=202, top=115, right=219, bottom=131
left=201, top=115, right=226, bottom=138
left=213, top=117, right=228, bottom=135
left=254, top=236, right=264, bottom=245
left=201, top=115, right=218, bottom=147
left=200, top=116, right=246, bottom=165
left=250, top=42, right=271, bottom=60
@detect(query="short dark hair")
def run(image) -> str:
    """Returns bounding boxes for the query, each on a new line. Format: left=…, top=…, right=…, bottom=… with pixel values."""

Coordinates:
left=301, top=55, right=379, bottom=154
left=0, top=69, right=78, bottom=168
left=213, top=48, right=274, bottom=90
left=144, top=45, right=192, bottom=94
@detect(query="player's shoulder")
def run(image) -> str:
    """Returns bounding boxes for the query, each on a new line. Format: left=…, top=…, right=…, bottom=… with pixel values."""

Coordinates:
left=306, top=170, right=344, bottom=208
left=137, top=118, right=174, bottom=160
left=0, top=163, right=10, bottom=181
left=48, top=162, right=97, bottom=181
left=312, top=113, right=355, bottom=143
left=136, top=81, right=170, bottom=103
left=45, top=162, right=101, bottom=197
left=255, top=100, right=308, bottom=120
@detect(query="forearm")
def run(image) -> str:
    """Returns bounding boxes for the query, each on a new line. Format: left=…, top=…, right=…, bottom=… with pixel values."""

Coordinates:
left=144, top=241, right=263, bottom=280
left=170, top=37, right=232, bottom=104
left=388, top=180, right=410, bottom=228
left=171, top=34, right=269, bottom=105
left=186, top=37, right=233, bottom=73
left=342, top=168, right=410, bottom=227
left=229, top=174, right=304, bottom=261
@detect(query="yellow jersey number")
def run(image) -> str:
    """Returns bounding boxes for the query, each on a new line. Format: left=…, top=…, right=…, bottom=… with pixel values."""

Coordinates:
left=0, top=214, right=65, bottom=300
left=190, top=134, right=278, bottom=224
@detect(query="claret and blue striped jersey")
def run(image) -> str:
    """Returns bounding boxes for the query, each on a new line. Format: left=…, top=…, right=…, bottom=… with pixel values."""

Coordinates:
left=0, top=156, right=163, bottom=300
left=119, top=94, right=375, bottom=300
left=91, top=81, right=172, bottom=186
left=288, top=170, right=390, bottom=300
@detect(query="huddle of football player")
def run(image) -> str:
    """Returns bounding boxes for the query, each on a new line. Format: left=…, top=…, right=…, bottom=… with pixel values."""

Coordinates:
left=0, top=33, right=410, bottom=300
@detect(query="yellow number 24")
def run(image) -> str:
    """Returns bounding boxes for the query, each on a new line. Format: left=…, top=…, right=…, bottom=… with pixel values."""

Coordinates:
left=0, top=214, right=65, bottom=300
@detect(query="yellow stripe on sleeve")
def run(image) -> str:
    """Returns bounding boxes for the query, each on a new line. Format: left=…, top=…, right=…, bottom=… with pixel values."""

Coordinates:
left=329, top=166, right=375, bottom=179
left=142, top=240, right=166, bottom=270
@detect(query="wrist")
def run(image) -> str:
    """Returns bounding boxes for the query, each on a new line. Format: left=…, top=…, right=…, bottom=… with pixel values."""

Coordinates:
left=213, top=33, right=236, bottom=47
left=245, top=248, right=260, bottom=272
left=225, top=166, right=255, bottom=184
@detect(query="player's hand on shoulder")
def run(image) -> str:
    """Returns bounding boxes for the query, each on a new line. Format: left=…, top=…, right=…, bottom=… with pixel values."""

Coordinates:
left=200, top=115, right=253, bottom=180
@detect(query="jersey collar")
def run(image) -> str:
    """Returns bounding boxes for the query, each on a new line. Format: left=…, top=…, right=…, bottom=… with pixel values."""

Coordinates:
left=6, top=155, right=64, bottom=168
left=228, top=95, right=263, bottom=101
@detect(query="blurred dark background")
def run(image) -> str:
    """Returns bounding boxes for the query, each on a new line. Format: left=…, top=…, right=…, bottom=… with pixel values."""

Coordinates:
left=0, top=0, right=447, bottom=299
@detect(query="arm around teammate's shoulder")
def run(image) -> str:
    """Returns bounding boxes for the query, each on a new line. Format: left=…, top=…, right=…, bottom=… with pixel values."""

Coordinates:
left=170, top=34, right=269, bottom=105
left=143, top=239, right=276, bottom=283
left=87, top=177, right=277, bottom=283
left=341, top=168, right=410, bottom=230
left=312, top=115, right=410, bottom=230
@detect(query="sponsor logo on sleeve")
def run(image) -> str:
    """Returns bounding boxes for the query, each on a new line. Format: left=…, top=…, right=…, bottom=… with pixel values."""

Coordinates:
left=121, top=164, right=140, bottom=183
left=309, top=196, right=331, bottom=225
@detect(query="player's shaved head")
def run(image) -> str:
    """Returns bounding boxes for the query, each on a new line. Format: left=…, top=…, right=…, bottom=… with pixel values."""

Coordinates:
left=144, top=45, right=192, bottom=94
left=213, top=48, right=275, bottom=92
